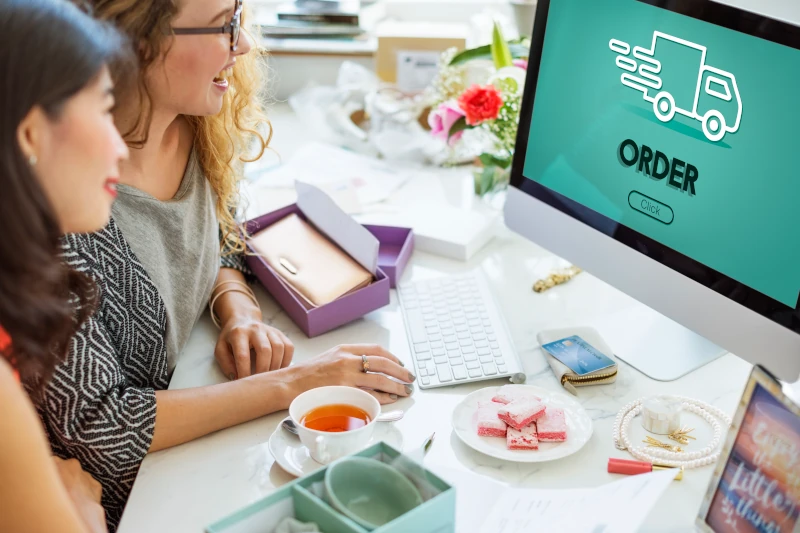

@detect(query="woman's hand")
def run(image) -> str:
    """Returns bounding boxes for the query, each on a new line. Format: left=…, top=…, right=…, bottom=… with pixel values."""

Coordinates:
left=215, top=317, right=294, bottom=380
left=52, top=457, right=107, bottom=533
left=288, top=344, right=416, bottom=404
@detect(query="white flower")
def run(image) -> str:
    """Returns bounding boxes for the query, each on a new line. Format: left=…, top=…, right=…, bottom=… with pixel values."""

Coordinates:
left=489, top=66, right=527, bottom=96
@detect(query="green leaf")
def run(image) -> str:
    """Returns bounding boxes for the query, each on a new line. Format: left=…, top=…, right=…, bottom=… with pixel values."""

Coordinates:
left=447, top=116, right=470, bottom=140
left=479, top=153, right=512, bottom=169
left=479, top=166, right=496, bottom=196
left=449, top=41, right=530, bottom=66
left=491, top=22, right=513, bottom=69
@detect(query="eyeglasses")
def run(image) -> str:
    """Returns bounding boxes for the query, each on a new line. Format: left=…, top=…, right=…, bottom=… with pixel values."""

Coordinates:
left=172, top=0, right=243, bottom=52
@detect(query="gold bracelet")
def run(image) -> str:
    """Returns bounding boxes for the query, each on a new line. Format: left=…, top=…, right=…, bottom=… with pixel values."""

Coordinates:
left=208, top=287, right=261, bottom=329
left=532, top=265, right=583, bottom=293
left=211, top=279, right=253, bottom=299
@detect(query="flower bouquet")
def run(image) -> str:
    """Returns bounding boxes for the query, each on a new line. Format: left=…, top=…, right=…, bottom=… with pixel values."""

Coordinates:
left=427, top=23, right=530, bottom=197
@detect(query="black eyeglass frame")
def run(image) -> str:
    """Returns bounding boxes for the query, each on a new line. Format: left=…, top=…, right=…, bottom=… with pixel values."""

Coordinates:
left=172, top=0, right=243, bottom=52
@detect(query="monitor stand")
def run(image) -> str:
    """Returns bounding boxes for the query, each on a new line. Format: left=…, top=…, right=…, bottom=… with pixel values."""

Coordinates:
left=592, top=305, right=727, bottom=382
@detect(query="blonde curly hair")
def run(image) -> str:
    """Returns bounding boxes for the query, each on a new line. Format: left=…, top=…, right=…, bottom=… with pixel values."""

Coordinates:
left=81, top=0, right=270, bottom=255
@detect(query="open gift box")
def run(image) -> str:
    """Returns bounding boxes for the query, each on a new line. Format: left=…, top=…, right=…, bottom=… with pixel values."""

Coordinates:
left=245, top=182, right=413, bottom=337
left=206, top=442, right=455, bottom=533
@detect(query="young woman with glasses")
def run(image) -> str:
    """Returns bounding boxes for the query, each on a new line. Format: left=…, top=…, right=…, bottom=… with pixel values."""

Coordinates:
left=32, top=1, right=416, bottom=529
left=0, top=1, right=130, bottom=531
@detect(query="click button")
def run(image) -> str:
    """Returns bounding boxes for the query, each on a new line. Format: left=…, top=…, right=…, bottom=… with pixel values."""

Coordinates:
left=628, top=191, right=674, bottom=225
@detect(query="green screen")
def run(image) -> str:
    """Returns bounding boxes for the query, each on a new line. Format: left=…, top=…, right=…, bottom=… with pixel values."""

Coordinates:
left=524, top=0, right=800, bottom=307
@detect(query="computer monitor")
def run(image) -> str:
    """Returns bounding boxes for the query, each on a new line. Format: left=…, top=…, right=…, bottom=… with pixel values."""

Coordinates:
left=505, top=0, right=800, bottom=381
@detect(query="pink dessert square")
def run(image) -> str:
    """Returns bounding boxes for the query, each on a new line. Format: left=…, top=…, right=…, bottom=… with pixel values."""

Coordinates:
left=507, top=424, right=539, bottom=450
left=475, top=401, right=507, bottom=437
left=492, top=385, right=540, bottom=405
left=498, top=398, right=547, bottom=430
left=536, top=407, right=567, bottom=441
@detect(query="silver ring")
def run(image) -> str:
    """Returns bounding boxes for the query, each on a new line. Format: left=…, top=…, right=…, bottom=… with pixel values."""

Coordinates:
left=361, top=354, right=369, bottom=373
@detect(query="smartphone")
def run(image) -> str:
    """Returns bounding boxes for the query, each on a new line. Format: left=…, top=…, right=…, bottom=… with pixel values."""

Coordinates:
left=541, top=335, right=616, bottom=376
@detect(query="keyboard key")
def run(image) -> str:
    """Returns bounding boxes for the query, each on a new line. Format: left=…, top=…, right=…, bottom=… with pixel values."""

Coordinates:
left=445, top=342, right=459, bottom=351
left=482, top=319, right=492, bottom=327
left=436, top=364, right=453, bottom=382
left=455, top=325, right=469, bottom=333
left=475, top=340, right=489, bottom=348
left=482, top=363, right=497, bottom=375
left=405, top=309, right=428, bottom=343
left=470, top=326, right=483, bottom=334
left=498, top=364, right=508, bottom=374
left=490, top=342, right=500, bottom=349
left=468, top=319, right=481, bottom=327
left=464, top=352, right=478, bottom=362
left=453, top=318, right=467, bottom=325
left=466, top=312, right=479, bottom=319
left=485, top=327, right=495, bottom=335
left=447, top=350, right=461, bottom=359
left=422, top=377, right=431, bottom=386
left=487, top=334, right=497, bottom=342
left=431, top=341, right=444, bottom=349
left=479, top=355, right=493, bottom=364
left=477, top=347, right=491, bottom=356
left=415, top=352, right=431, bottom=361
left=459, top=339, right=472, bottom=347
left=492, top=348, right=502, bottom=356
left=434, top=356, right=447, bottom=364
left=466, top=360, right=480, bottom=370
left=453, top=366, right=468, bottom=380
left=472, top=333, right=487, bottom=341
left=450, top=358, right=464, bottom=366
left=495, top=357, right=505, bottom=366
left=469, top=368, right=482, bottom=378
left=443, top=335, right=457, bottom=343
left=414, top=343, right=430, bottom=353
left=457, top=332, right=471, bottom=340
left=441, top=328, right=455, bottom=335
left=431, top=348, right=445, bottom=356
left=462, top=345, right=476, bottom=354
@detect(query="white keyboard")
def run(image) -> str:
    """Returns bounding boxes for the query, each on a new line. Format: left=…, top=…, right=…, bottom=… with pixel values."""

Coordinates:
left=398, top=271, right=524, bottom=389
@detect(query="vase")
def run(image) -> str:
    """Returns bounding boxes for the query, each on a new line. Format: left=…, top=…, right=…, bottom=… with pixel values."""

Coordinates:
left=473, top=165, right=511, bottom=211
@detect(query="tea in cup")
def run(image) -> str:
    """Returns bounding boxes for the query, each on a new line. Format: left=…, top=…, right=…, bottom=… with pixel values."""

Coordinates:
left=289, top=386, right=381, bottom=464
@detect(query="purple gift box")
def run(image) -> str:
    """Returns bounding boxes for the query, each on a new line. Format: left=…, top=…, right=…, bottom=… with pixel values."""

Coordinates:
left=245, top=204, right=413, bottom=338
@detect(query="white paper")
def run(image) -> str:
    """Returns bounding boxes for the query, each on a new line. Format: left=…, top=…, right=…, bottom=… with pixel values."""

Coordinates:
left=479, top=468, right=678, bottom=533
left=295, top=181, right=379, bottom=274
left=246, top=143, right=410, bottom=210
left=396, top=50, right=442, bottom=93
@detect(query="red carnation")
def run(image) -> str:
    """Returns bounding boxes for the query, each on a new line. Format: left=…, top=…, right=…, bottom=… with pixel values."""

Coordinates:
left=458, top=84, right=504, bottom=126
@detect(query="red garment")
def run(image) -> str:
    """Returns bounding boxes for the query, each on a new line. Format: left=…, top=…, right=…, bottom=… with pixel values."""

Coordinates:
left=0, top=326, right=18, bottom=382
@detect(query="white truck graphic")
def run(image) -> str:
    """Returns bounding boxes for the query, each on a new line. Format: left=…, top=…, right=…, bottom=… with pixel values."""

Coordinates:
left=609, top=31, right=742, bottom=143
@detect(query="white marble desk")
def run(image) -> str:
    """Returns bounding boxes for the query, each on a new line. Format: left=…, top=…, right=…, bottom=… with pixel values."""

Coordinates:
left=116, top=106, right=753, bottom=533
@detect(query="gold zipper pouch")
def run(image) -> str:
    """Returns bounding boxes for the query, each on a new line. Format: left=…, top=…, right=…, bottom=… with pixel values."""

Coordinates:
left=248, top=213, right=373, bottom=308
left=536, top=327, right=618, bottom=396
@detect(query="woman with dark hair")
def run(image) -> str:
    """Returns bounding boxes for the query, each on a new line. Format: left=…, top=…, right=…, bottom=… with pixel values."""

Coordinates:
left=0, top=0, right=129, bottom=531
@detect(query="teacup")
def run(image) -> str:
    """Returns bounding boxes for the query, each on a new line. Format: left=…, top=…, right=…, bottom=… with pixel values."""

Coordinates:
left=325, top=456, right=423, bottom=530
left=289, top=386, right=381, bottom=464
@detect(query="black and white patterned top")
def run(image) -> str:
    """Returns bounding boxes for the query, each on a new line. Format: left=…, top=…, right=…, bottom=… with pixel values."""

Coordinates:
left=31, top=217, right=248, bottom=531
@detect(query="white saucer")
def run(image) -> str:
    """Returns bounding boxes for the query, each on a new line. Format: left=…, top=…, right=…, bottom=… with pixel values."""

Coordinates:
left=452, top=385, right=593, bottom=463
left=269, top=421, right=404, bottom=477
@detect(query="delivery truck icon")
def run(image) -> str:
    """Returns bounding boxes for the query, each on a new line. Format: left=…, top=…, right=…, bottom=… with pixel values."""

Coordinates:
left=609, top=32, right=742, bottom=143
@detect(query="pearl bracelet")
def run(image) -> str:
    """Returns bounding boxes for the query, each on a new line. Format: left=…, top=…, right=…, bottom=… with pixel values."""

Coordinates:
left=612, top=396, right=732, bottom=469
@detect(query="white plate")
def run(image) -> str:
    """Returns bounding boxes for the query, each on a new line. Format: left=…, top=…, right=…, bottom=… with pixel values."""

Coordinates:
left=268, top=421, right=404, bottom=478
left=452, top=385, right=593, bottom=463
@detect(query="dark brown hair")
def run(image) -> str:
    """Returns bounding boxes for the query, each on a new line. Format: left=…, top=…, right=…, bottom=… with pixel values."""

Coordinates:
left=0, top=0, right=129, bottom=385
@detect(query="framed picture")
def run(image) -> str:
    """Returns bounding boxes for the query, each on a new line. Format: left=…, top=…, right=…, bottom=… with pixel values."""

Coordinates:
left=697, top=365, right=800, bottom=532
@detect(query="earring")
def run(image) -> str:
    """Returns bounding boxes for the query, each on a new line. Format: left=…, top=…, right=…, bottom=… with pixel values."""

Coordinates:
left=28, top=154, right=38, bottom=166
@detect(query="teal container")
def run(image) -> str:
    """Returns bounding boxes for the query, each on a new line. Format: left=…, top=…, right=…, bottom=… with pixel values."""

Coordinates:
left=206, top=442, right=456, bottom=533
